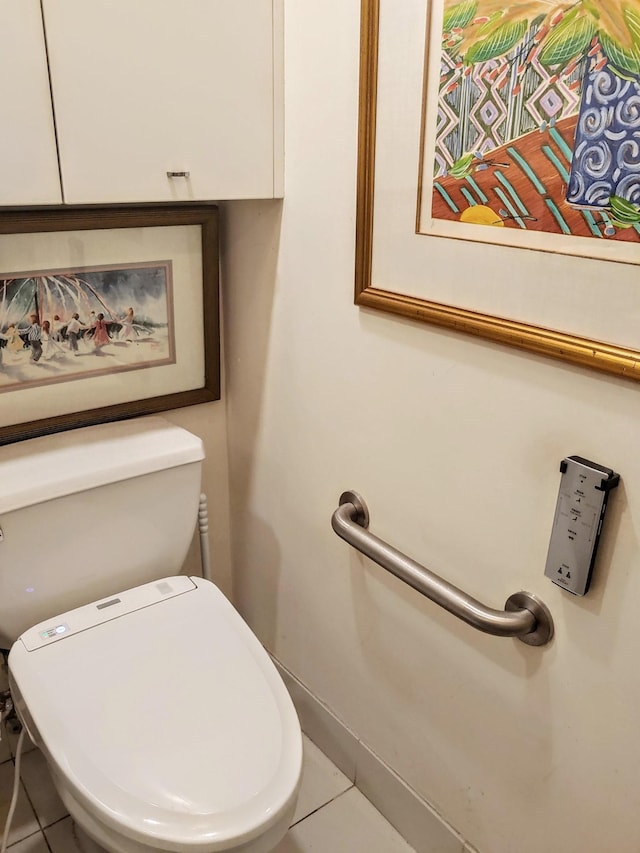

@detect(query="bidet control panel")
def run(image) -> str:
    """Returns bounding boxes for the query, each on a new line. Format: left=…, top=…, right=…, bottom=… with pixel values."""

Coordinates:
left=544, top=456, right=619, bottom=596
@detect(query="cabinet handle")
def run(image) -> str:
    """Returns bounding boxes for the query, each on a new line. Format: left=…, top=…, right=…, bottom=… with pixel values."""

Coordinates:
left=166, top=171, right=190, bottom=178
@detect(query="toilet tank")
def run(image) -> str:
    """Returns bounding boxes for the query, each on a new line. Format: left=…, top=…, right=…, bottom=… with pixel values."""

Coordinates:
left=0, top=417, right=204, bottom=648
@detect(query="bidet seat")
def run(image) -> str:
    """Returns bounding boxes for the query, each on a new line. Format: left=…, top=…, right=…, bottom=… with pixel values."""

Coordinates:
left=9, top=576, right=302, bottom=853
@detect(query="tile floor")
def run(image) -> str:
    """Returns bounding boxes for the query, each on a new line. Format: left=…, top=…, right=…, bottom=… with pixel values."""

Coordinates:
left=0, top=726, right=416, bottom=852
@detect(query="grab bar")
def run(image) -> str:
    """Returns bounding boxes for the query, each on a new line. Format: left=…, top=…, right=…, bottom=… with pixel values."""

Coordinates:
left=332, top=491, right=554, bottom=646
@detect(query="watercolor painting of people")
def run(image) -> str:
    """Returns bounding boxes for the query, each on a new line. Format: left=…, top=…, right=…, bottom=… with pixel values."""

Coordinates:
left=0, top=262, right=175, bottom=393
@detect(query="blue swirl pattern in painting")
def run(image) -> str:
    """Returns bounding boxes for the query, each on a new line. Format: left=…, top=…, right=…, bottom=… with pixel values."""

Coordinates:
left=567, top=64, right=640, bottom=208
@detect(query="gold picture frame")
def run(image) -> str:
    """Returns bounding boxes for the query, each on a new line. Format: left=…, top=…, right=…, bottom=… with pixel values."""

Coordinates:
left=355, top=0, right=640, bottom=381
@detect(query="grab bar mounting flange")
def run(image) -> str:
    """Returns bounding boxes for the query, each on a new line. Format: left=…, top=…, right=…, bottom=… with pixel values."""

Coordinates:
left=505, top=591, right=554, bottom=646
left=339, top=490, right=369, bottom=528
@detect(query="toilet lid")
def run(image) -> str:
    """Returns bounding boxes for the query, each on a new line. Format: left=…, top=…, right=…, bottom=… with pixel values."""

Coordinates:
left=9, top=577, right=302, bottom=851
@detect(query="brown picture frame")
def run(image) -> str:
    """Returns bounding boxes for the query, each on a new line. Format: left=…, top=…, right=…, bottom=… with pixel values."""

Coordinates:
left=355, top=0, right=640, bottom=382
left=0, top=205, right=219, bottom=444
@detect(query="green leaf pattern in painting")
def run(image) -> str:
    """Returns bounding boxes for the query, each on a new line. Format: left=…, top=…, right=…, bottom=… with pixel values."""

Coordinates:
left=465, top=18, right=528, bottom=62
left=443, top=0, right=478, bottom=33
left=538, top=11, right=596, bottom=66
left=609, top=195, right=640, bottom=225
left=600, top=4, right=640, bottom=74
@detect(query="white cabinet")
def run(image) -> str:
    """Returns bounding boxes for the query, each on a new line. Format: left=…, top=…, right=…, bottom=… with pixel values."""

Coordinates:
left=0, top=1, right=283, bottom=206
left=0, top=1, right=62, bottom=205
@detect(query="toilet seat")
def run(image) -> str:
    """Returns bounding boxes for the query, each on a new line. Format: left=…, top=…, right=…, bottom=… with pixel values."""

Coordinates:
left=9, top=577, right=302, bottom=852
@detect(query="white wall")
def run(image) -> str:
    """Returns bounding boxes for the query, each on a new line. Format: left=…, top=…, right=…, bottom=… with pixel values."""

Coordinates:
left=222, top=2, right=640, bottom=852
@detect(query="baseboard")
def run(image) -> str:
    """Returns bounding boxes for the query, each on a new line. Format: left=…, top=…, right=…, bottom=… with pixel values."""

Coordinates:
left=273, top=657, right=476, bottom=853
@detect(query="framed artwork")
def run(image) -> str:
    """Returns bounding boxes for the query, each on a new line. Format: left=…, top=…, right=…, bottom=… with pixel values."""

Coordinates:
left=0, top=206, right=219, bottom=444
left=356, top=0, right=640, bottom=379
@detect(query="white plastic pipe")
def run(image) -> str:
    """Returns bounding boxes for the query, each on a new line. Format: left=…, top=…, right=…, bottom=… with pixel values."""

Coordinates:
left=198, top=493, right=212, bottom=582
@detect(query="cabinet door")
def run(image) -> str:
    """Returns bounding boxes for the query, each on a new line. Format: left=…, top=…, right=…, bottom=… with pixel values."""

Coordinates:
left=0, top=1, right=62, bottom=205
left=42, top=0, right=282, bottom=204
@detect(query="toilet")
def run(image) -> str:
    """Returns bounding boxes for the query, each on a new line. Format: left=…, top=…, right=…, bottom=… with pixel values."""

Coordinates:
left=0, top=417, right=302, bottom=853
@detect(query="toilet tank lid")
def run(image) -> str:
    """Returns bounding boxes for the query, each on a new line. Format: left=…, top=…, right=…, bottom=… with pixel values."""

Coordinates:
left=0, top=417, right=204, bottom=515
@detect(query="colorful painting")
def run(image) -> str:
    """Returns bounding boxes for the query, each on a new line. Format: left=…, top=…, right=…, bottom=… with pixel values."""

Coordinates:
left=0, top=262, right=174, bottom=393
left=422, top=0, right=640, bottom=243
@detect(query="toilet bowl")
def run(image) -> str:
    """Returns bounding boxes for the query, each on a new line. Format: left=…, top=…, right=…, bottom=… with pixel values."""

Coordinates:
left=9, top=575, right=303, bottom=853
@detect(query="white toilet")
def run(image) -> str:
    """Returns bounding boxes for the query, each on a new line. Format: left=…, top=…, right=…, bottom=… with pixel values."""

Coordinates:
left=0, top=417, right=302, bottom=853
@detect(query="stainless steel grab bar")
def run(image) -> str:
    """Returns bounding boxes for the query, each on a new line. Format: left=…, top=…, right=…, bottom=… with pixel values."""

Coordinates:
left=332, top=491, right=554, bottom=646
